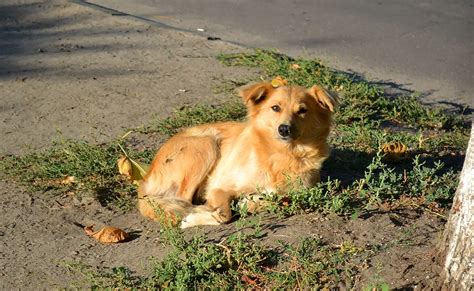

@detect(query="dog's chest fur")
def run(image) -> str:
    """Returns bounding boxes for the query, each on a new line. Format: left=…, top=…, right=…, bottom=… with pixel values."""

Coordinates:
left=205, top=127, right=326, bottom=196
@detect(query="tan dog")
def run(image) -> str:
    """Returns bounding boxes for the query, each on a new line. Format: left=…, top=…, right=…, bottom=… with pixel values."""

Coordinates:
left=138, top=82, right=337, bottom=228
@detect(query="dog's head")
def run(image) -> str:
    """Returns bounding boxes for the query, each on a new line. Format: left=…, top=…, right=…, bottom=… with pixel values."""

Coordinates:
left=239, top=82, right=337, bottom=143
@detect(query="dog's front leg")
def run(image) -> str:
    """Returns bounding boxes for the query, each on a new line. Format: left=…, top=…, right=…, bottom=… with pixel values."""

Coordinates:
left=179, top=189, right=235, bottom=228
left=205, top=189, right=236, bottom=224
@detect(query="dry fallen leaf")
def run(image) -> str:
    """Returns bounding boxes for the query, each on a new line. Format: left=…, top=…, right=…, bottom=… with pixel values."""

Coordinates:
left=381, top=141, right=408, bottom=163
left=241, top=275, right=258, bottom=285
left=117, top=155, right=133, bottom=177
left=117, top=145, right=150, bottom=184
left=84, top=225, right=129, bottom=244
left=271, top=76, right=288, bottom=88
left=281, top=197, right=290, bottom=207
left=60, top=176, right=76, bottom=184
left=290, top=63, right=301, bottom=70
left=335, top=84, right=344, bottom=92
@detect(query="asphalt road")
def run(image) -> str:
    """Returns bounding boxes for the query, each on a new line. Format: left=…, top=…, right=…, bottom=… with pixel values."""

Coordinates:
left=86, top=0, right=473, bottom=109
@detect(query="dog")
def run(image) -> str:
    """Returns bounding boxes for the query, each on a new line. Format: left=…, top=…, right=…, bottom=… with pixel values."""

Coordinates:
left=137, top=81, right=337, bottom=228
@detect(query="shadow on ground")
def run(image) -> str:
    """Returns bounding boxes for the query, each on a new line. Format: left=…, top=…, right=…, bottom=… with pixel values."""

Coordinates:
left=0, top=2, right=154, bottom=80
left=322, top=147, right=465, bottom=187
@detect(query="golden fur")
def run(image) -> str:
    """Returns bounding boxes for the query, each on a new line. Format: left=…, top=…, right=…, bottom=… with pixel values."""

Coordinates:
left=138, top=82, right=337, bottom=228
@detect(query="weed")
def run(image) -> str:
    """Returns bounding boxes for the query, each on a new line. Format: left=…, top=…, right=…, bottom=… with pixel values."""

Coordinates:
left=259, top=153, right=459, bottom=217
left=364, top=281, right=391, bottom=291
left=139, top=100, right=246, bottom=136
left=69, top=215, right=365, bottom=289
left=0, top=139, right=154, bottom=211
left=63, top=262, right=141, bottom=289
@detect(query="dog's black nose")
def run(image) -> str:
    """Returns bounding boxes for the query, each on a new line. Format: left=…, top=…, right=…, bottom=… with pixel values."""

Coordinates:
left=278, top=124, right=291, bottom=138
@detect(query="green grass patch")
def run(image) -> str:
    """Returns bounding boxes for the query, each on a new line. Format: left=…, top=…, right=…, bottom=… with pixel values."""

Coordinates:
left=68, top=217, right=365, bottom=289
left=139, top=100, right=246, bottom=136
left=0, top=139, right=155, bottom=211
left=259, top=153, right=458, bottom=217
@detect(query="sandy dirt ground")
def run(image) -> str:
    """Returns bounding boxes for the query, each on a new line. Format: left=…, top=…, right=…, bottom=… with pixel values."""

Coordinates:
left=0, top=0, right=252, bottom=154
left=0, top=1, right=447, bottom=289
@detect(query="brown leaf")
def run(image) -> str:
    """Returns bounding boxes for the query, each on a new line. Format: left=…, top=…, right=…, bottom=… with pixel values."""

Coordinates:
left=84, top=225, right=96, bottom=236
left=271, top=76, right=288, bottom=88
left=43, top=175, right=77, bottom=186
left=381, top=141, right=408, bottom=163
left=60, top=176, right=77, bottom=185
left=241, top=275, right=257, bottom=285
left=117, top=146, right=150, bottom=185
left=280, top=196, right=290, bottom=207
left=117, top=155, right=133, bottom=178
left=84, top=225, right=129, bottom=244
left=290, top=63, right=301, bottom=70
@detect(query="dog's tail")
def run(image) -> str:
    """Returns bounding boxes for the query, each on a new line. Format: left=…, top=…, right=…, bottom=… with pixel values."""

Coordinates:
left=137, top=182, right=222, bottom=229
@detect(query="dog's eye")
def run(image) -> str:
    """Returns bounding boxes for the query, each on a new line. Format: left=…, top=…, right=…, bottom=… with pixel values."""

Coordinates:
left=297, top=107, right=307, bottom=115
left=271, top=105, right=281, bottom=112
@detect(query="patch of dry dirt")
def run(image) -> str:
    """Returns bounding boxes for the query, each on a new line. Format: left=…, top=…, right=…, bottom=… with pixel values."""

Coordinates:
left=0, top=1, right=447, bottom=289
left=0, top=0, right=253, bottom=154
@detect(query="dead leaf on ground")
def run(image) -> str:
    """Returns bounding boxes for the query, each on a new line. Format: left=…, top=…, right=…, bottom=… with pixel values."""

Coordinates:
left=271, top=76, right=288, bottom=88
left=290, top=63, right=301, bottom=70
left=381, top=141, right=408, bottom=163
left=117, top=144, right=150, bottom=184
left=60, top=176, right=76, bottom=184
left=117, top=155, right=133, bottom=177
left=280, top=196, right=290, bottom=207
left=241, top=275, right=258, bottom=285
left=84, top=225, right=129, bottom=244
left=335, top=84, right=344, bottom=92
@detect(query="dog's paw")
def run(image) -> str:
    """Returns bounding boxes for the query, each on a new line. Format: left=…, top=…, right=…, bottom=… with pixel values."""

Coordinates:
left=180, top=211, right=221, bottom=229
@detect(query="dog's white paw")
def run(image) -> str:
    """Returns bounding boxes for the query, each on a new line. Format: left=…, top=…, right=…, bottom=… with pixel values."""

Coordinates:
left=180, top=211, right=221, bottom=229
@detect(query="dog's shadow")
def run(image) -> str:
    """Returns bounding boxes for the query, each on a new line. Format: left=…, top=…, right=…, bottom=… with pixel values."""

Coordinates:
left=321, top=148, right=374, bottom=186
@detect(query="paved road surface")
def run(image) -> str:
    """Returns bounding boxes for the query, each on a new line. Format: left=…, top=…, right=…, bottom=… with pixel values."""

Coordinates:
left=85, top=0, right=473, bottom=109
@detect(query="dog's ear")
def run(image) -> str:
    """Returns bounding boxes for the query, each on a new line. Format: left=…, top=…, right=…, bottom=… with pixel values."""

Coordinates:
left=308, top=85, right=338, bottom=112
left=239, top=82, right=273, bottom=106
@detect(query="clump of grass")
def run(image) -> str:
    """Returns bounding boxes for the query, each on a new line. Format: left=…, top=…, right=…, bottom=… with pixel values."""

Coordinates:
left=141, top=218, right=270, bottom=289
left=0, top=139, right=154, bottom=210
left=139, top=100, right=246, bottom=136
left=267, top=238, right=364, bottom=289
left=69, top=216, right=363, bottom=289
left=262, top=153, right=459, bottom=216
left=355, top=154, right=458, bottom=207
left=63, top=263, right=142, bottom=289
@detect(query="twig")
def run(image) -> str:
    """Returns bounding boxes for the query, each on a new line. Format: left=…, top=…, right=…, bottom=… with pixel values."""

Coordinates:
left=216, top=239, right=233, bottom=266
